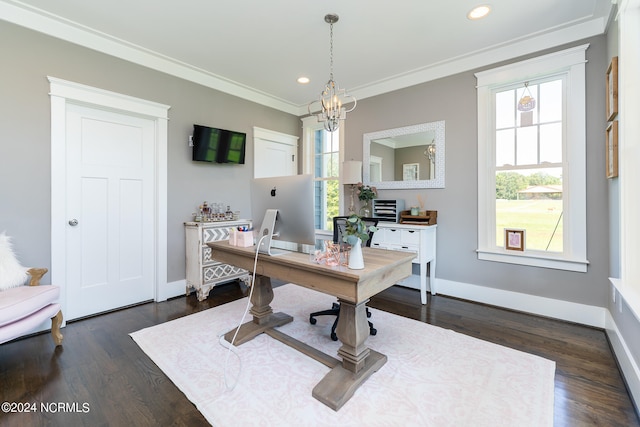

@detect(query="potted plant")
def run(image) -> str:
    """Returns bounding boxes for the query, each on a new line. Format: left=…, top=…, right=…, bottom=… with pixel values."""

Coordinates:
left=342, top=214, right=378, bottom=269
left=356, top=183, right=377, bottom=217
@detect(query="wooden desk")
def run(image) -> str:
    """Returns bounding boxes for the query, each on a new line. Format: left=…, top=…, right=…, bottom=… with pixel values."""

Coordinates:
left=207, top=241, right=414, bottom=411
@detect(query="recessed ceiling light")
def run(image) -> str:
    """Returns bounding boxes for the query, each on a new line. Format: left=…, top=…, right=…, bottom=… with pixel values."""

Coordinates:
left=467, top=5, right=491, bottom=20
left=297, top=77, right=310, bottom=84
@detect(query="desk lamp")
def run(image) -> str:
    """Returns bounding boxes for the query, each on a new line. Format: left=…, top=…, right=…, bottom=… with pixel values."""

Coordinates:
left=342, top=161, right=362, bottom=214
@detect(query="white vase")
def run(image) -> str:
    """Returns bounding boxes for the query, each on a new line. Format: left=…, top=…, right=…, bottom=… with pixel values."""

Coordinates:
left=348, top=238, right=365, bottom=270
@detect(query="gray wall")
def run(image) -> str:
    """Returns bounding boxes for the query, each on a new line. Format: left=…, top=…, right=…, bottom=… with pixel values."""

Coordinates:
left=0, top=21, right=300, bottom=283
left=394, top=146, right=430, bottom=181
left=0, top=20, right=618, bottom=310
left=345, top=36, right=610, bottom=308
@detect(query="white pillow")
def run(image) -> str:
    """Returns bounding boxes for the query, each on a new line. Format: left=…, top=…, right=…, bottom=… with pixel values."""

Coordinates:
left=0, top=232, right=29, bottom=291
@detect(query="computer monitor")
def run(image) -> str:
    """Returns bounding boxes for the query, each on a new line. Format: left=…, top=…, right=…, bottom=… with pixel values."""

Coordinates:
left=251, top=174, right=316, bottom=255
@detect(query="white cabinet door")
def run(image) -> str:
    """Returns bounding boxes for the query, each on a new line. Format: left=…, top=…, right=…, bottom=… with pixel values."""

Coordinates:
left=253, top=127, right=298, bottom=178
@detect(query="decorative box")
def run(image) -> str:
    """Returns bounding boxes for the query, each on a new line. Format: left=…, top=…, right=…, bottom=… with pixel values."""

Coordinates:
left=236, top=231, right=254, bottom=247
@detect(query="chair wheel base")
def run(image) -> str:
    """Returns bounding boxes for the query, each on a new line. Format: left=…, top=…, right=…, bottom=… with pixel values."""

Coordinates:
left=309, top=302, right=376, bottom=341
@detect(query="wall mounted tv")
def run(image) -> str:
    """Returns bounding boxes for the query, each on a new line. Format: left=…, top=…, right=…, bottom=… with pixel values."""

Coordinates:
left=192, top=124, right=246, bottom=164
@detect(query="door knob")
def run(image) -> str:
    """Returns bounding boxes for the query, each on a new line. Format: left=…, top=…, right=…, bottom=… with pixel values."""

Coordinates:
left=68, top=219, right=78, bottom=226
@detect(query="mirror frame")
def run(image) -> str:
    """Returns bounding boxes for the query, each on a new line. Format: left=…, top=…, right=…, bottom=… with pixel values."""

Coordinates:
left=363, top=120, right=445, bottom=189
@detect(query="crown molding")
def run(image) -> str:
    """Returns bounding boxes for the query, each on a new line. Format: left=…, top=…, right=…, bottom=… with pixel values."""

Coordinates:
left=0, top=0, right=301, bottom=115
left=2, top=0, right=612, bottom=117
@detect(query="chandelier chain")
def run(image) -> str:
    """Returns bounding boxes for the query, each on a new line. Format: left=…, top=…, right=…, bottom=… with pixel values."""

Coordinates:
left=329, top=22, right=334, bottom=81
left=307, top=13, right=356, bottom=133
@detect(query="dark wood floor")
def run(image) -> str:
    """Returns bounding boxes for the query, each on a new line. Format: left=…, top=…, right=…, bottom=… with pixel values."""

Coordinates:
left=1, top=281, right=638, bottom=426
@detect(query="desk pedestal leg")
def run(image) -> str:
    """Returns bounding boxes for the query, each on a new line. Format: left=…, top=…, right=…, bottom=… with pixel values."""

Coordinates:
left=224, top=275, right=292, bottom=346
left=312, top=299, right=387, bottom=411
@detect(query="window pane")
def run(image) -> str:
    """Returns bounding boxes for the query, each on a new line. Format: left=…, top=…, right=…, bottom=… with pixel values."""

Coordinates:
left=516, top=126, right=538, bottom=165
left=540, top=123, right=562, bottom=164
left=326, top=131, right=340, bottom=152
left=495, top=167, right=563, bottom=252
left=496, top=90, right=515, bottom=129
left=312, top=128, right=340, bottom=232
left=539, top=80, right=562, bottom=123
left=322, top=153, right=338, bottom=177
left=313, top=178, right=339, bottom=231
left=326, top=179, right=339, bottom=229
left=496, top=129, right=515, bottom=167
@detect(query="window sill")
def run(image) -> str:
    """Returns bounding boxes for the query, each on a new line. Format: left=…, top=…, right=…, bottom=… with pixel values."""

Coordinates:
left=610, top=278, right=640, bottom=323
left=477, top=249, right=589, bottom=272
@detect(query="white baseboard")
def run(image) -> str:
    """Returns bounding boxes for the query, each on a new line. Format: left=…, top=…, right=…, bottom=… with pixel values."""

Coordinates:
left=436, top=278, right=606, bottom=328
left=164, top=277, right=605, bottom=327
left=606, top=310, right=640, bottom=411
left=156, top=279, right=187, bottom=302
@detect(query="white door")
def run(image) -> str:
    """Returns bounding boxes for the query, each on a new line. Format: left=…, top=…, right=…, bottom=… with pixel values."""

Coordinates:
left=64, top=104, right=155, bottom=319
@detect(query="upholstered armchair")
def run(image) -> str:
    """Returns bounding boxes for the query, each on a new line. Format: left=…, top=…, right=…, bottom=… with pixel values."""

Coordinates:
left=0, top=234, right=63, bottom=346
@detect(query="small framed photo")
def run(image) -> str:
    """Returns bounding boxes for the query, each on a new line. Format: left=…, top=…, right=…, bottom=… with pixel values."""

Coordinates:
left=403, top=163, right=419, bottom=181
left=606, top=121, right=618, bottom=179
left=606, top=56, right=618, bottom=121
left=505, top=228, right=525, bottom=251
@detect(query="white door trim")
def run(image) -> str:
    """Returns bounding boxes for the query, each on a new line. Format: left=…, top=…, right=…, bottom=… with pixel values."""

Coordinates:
left=48, top=77, right=170, bottom=311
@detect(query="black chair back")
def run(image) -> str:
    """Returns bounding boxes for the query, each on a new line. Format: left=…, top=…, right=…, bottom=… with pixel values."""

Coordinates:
left=332, top=216, right=379, bottom=248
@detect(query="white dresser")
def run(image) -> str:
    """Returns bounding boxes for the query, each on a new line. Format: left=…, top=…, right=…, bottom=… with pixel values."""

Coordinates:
left=370, top=223, right=437, bottom=304
left=184, top=220, right=252, bottom=301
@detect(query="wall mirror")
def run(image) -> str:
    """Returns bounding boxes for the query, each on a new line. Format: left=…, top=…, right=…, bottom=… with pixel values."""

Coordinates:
left=363, top=120, right=445, bottom=189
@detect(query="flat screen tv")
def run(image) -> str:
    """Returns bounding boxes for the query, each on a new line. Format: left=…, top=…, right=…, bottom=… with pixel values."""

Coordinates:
left=192, top=124, right=246, bottom=164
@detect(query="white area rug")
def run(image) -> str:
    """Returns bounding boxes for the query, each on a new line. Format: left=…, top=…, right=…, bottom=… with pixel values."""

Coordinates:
left=130, top=284, right=555, bottom=426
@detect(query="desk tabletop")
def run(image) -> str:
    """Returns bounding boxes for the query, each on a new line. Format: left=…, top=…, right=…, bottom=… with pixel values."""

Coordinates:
left=207, top=241, right=414, bottom=303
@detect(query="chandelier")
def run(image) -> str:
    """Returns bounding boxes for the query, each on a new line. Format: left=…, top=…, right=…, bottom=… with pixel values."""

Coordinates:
left=308, top=14, right=356, bottom=133
left=424, top=140, right=436, bottom=161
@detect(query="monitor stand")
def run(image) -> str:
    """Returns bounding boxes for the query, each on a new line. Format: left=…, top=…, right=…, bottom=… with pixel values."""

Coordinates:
left=257, top=209, right=288, bottom=256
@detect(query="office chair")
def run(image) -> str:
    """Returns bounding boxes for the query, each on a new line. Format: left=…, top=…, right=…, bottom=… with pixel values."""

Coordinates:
left=309, top=216, right=379, bottom=341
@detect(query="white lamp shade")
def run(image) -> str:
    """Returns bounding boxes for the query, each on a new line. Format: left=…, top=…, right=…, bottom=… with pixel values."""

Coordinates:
left=342, top=161, right=362, bottom=185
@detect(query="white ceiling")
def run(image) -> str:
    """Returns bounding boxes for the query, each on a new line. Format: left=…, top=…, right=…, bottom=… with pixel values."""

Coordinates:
left=1, top=0, right=614, bottom=115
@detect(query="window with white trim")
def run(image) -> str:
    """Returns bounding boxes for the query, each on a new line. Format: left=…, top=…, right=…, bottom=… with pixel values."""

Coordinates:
left=301, top=116, right=345, bottom=234
left=475, top=45, right=589, bottom=272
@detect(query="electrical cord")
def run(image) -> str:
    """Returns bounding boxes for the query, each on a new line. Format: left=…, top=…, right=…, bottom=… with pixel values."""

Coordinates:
left=218, top=233, right=268, bottom=391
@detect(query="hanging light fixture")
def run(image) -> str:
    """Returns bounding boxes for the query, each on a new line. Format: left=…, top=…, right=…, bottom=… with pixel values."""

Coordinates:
left=308, top=14, right=356, bottom=133
left=424, top=140, right=436, bottom=162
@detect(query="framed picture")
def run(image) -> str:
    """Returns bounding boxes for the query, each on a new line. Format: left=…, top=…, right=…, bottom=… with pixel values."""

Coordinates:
left=505, top=228, right=525, bottom=251
left=403, top=163, right=419, bottom=181
left=606, top=121, right=618, bottom=179
left=606, top=56, right=618, bottom=121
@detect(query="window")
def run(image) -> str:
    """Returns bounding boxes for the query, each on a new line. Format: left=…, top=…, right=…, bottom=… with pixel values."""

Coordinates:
left=301, top=116, right=345, bottom=234
left=615, top=0, right=640, bottom=314
left=475, top=45, right=588, bottom=272
left=494, top=77, right=564, bottom=251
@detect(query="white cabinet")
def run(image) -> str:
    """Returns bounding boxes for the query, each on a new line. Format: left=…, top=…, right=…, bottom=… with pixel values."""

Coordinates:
left=371, top=223, right=437, bottom=304
left=185, top=221, right=252, bottom=301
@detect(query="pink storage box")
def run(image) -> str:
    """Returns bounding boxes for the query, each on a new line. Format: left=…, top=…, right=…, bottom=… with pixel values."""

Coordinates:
left=236, top=231, right=253, bottom=247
